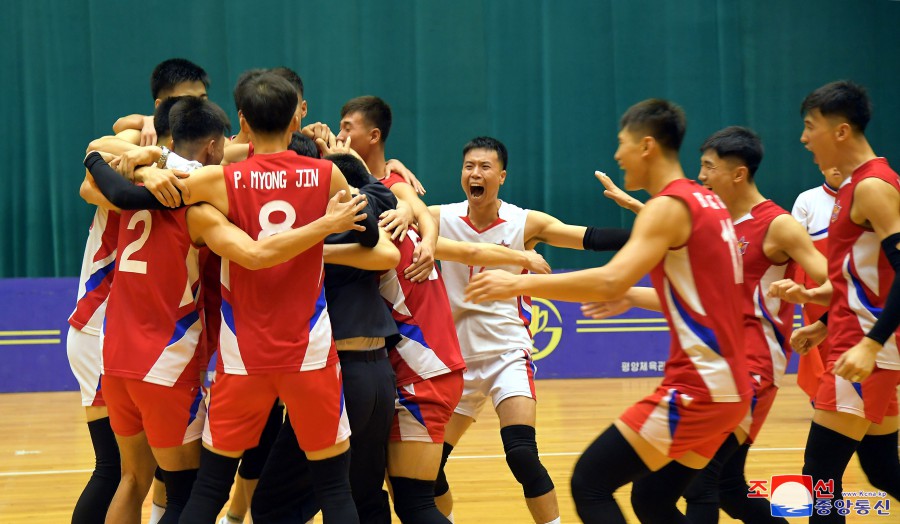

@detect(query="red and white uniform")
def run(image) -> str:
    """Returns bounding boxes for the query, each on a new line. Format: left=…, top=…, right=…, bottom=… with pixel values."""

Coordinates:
left=734, top=200, right=796, bottom=442
left=816, top=158, right=900, bottom=423
left=621, top=179, right=751, bottom=459
left=102, top=207, right=202, bottom=386
left=440, top=201, right=537, bottom=419
left=204, top=151, right=349, bottom=453
left=67, top=208, right=120, bottom=407
left=100, top=207, right=205, bottom=447
left=379, top=222, right=466, bottom=442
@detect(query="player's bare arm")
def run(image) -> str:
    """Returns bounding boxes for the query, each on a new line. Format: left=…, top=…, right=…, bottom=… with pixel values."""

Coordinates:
left=765, top=214, right=831, bottom=306
left=581, top=287, right=662, bottom=320
left=465, top=196, right=690, bottom=303
left=390, top=181, right=437, bottom=283
left=597, top=171, right=645, bottom=213
left=186, top=192, right=368, bottom=270
left=834, top=177, right=900, bottom=381
left=379, top=199, right=413, bottom=241
left=323, top=228, right=401, bottom=271
left=434, top=237, right=550, bottom=275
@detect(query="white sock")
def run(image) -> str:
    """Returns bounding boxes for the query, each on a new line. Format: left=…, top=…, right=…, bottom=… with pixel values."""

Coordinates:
left=543, top=518, right=561, bottom=524
left=446, top=511, right=455, bottom=523
left=149, top=503, right=165, bottom=524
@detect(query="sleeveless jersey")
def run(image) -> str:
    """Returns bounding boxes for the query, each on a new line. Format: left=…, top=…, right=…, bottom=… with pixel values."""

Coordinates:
left=650, top=179, right=750, bottom=403
left=379, top=227, right=466, bottom=386
left=102, top=207, right=202, bottom=386
left=439, top=201, right=531, bottom=362
left=197, top=247, right=221, bottom=371
left=828, top=158, right=900, bottom=369
left=791, top=183, right=837, bottom=325
left=220, top=150, right=337, bottom=374
left=69, top=208, right=120, bottom=335
left=734, top=200, right=796, bottom=387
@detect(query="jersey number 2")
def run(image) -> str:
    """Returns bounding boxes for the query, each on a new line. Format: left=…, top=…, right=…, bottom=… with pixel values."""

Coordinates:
left=119, top=211, right=151, bottom=274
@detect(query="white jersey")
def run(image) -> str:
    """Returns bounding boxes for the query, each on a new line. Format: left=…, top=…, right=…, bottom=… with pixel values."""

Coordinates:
left=68, top=207, right=120, bottom=335
left=439, top=201, right=532, bottom=362
left=791, top=182, right=838, bottom=241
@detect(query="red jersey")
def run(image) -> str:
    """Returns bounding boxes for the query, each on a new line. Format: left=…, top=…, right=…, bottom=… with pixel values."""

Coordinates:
left=828, top=158, right=900, bottom=369
left=650, top=179, right=750, bottom=403
left=734, top=200, right=796, bottom=387
left=102, top=207, right=202, bottom=386
left=69, top=208, right=120, bottom=335
left=196, top=247, right=221, bottom=371
left=220, top=151, right=337, bottom=374
left=379, top=228, right=466, bottom=386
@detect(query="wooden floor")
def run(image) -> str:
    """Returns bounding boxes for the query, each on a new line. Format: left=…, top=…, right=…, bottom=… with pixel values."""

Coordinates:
left=0, top=375, right=896, bottom=523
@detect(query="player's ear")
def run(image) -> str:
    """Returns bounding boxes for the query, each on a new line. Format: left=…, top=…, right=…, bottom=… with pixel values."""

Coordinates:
left=734, top=165, right=748, bottom=183
left=300, top=100, right=308, bottom=119
left=239, top=112, right=249, bottom=135
left=640, top=136, right=654, bottom=156
left=499, top=168, right=507, bottom=186
left=371, top=127, right=381, bottom=145
left=835, top=122, right=851, bottom=142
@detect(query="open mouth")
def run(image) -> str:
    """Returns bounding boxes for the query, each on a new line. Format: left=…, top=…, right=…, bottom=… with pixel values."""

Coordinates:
left=470, top=185, right=485, bottom=198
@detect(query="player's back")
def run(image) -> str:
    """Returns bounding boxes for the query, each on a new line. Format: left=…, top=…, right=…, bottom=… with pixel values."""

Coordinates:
left=103, top=207, right=201, bottom=387
left=828, top=158, right=900, bottom=369
left=734, top=200, right=796, bottom=387
left=220, top=151, right=336, bottom=375
left=650, top=179, right=750, bottom=403
left=439, top=200, right=531, bottom=362
left=380, top=227, right=466, bottom=386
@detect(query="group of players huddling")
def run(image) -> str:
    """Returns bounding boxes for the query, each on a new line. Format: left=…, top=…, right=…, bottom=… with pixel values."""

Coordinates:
left=67, top=58, right=899, bottom=524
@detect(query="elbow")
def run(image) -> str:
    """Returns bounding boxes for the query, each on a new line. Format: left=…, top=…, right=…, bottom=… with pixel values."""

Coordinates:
left=595, top=274, right=630, bottom=301
left=384, top=245, right=401, bottom=270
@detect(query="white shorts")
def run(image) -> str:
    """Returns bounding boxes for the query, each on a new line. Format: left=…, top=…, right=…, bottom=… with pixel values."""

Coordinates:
left=454, top=348, right=536, bottom=420
left=66, top=326, right=104, bottom=407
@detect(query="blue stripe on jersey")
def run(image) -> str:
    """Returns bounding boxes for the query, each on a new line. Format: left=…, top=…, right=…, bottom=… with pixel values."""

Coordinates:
left=518, top=297, right=532, bottom=324
left=850, top=272, right=883, bottom=317
left=852, top=381, right=863, bottom=399
left=310, top=287, right=327, bottom=328
left=187, top=388, right=202, bottom=424
left=810, top=226, right=829, bottom=237
left=339, top=382, right=346, bottom=417
left=670, top=288, right=721, bottom=354
left=221, top=299, right=237, bottom=335
left=756, top=288, right=786, bottom=350
left=667, top=390, right=681, bottom=437
left=397, top=321, right=431, bottom=350
left=84, top=260, right=115, bottom=295
left=397, top=388, right=426, bottom=427
left=750, top=388, right=759, bottom=414
left=167, top=310, right=201, bottom=347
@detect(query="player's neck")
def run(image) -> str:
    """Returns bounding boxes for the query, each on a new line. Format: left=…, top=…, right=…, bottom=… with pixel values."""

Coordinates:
left=724, top=185, right=766, bottom=220
left=365, top=149, right=387, bottom=180
left=644, top=158, right=686, bottom=196
left=249, top=132, right=290, bottom=155
left=467, top=199, right=502, bottom=230
left=838, top=140, right=878, bottom=178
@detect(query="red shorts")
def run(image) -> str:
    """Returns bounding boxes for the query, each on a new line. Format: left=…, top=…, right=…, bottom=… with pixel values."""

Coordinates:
left=391, top=370, right=464, bottom=443
left=203, top=364, right=350, bottom=453
left=738, top=377, right=779, bottom=443
left=813, top=361, right=900, bottom=424
left=620, top=386, right=749, bottom=459
left=103, top=375, right=204, bottom=448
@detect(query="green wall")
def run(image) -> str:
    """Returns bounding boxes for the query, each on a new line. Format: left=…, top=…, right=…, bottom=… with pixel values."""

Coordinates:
left=3, top=0, right=899, bottom=277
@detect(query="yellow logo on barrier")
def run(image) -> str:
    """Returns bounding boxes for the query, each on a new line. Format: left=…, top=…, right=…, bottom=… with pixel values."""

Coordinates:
left=530, top=298, right=562, bottom=361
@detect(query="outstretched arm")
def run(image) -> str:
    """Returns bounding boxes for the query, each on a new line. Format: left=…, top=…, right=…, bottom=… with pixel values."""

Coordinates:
left=324, top=228, right=401, bottom=271
left=435, top=237, right=551, bottom=274
left=466, top=196, right=690, bottom=303
left=187, top=193, right=368, bottom=270
left=525, top=210, right=631, bottom=252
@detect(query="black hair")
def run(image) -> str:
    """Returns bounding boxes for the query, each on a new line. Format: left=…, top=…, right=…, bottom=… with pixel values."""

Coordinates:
left=234, top=72, right=298, bottom=135
left=232, top=68, right=266, bottom=112
left=270, top=67, right=305, bottom=98
left=462, top=136, right=508, bottom=170
left=153, top=95, right=189, bottom=140
left=325, top=153, right=370, bottom=188
left=169, top=97, right=231, bottom=148
left=150, top=58, right=209, bottom=100
left=801, top=80, right=872, bottom=133
left=289, top=132, right=319, bottom=158
left=619, top=99, right=687, bottom=153
left=700, top=126, right=764, bottom=178
left=340, top=96, right=392, bottom=143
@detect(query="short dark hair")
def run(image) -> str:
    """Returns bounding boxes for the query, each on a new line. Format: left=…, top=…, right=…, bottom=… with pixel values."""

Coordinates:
left=619, top=99, right=687, bottom=153
left=340, top=96, right=392, bottom=143
left=289, top=132, right=319, bottom=158
left=234, top=72, right=298, bottom=135
left=270, top=67, right=304, bottom=98
left=325, top=153, right=370, bottom=188
left=801, top=80, right=872, bottom=133
left=232, top=68, right=266, bottom=112
left=700, top=126, right=764, bottom=178
left=462, top=136, right=508, bottom=170
left=150, top=58, right=209, bottom=100
left=153, top=95, right=189, bottom=140
left=170, top=97, right=231, bottom=147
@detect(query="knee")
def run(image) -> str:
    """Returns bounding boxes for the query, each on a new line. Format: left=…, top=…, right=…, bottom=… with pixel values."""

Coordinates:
left=682, top=467, right=719, bottom=505
left=501, top=425, right=554, bottom=499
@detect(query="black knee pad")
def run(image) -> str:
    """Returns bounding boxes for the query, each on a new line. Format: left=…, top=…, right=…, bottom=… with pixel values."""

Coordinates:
left=434, top=442, right=454, bottom=496
left=500, top=424, right=554, bottom=498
